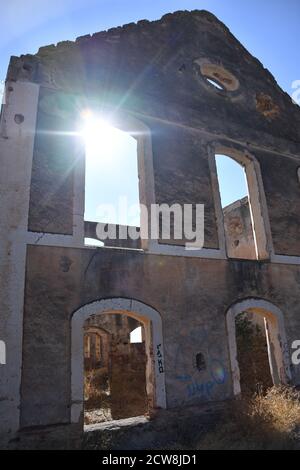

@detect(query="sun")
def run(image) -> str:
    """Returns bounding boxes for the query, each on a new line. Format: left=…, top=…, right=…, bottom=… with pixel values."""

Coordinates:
left=80, top=112, right=119, bottom=159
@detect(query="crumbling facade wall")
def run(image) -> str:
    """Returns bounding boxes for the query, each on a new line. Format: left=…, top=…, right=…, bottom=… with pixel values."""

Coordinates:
left=223, top=197, right=256, bottom=259
left=0, top=10, right=300, bottom=449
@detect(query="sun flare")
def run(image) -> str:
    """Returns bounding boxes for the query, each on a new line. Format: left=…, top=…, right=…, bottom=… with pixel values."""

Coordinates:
left=80, top=114, right=120, bottom=159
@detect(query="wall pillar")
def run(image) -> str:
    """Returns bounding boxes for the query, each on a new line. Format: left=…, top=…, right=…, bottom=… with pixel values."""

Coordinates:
left=0, top=80, right=39, bottom=446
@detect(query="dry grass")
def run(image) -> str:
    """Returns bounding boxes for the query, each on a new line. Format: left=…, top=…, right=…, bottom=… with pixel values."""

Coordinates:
left=84, top=369, right=110, bottom=410
left=198, top=386, right=300, bottom=450
left=84, top=369, right=113, bottom=424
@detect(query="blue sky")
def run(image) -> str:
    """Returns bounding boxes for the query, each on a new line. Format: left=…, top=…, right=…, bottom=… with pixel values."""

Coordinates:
left=1, top=0, right=299, bottom=93
left=216, top=156, right=247, bottom=208
left=84, top=122, right=139, bottom=225
left=1, top=1, right=298, bottom=226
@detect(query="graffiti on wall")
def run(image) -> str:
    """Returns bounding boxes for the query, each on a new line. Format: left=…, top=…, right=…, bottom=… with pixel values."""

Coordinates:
left=183, top=359, right=227, bottom=399
left=156, top=343, right=164, bottom=373
left=171, top=326, right=228, bottom=400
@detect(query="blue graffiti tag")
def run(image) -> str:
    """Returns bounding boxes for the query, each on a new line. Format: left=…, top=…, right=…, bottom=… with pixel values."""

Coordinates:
left=177, top=358, right=227, bottom=399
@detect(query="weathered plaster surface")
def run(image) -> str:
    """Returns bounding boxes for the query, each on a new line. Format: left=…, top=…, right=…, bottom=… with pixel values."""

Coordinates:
left=21, top=246, right=300, bottom=429
left=0, top=81, right=39, bottom=445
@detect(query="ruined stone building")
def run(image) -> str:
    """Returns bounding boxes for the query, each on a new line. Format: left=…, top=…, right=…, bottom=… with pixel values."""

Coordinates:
left=0, top=10, right=300, bottom=449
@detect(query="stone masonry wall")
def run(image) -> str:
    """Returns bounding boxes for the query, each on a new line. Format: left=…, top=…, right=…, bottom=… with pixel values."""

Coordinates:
left=20, top=244, right=300, bottom=430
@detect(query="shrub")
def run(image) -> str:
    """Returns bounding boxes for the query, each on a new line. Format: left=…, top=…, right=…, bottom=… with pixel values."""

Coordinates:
left=198, top=386, right=300, bottom=450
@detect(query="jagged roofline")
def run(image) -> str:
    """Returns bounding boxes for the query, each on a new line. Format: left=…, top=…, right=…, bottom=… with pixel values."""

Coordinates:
left=6, top=7, right=300, bottom=140
left=11, top=9, right=247, bottom=62
left=37, top=10, right=231, bottom=54
left=8, top=9, right=287, bottom=99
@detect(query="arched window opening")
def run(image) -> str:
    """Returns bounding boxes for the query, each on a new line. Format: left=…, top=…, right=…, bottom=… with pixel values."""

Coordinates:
left=215, top=154, right=257, bottom=260
left=81, top=115, right=141, bottom=248
left=130, top=326, right=143, bottom=343
left=83, top=314, right=148, bottom=425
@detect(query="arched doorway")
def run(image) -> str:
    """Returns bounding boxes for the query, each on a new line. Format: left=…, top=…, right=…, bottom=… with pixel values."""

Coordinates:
left=226, top=298, right=291, bottom=395
left=71, top=298, right=166, bottom=425
left=83, top=315, right=148, bottom=423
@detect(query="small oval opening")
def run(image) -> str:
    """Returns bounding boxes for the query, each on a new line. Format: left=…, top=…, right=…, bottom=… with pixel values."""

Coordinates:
left=196, top=61, right=240, bottom=93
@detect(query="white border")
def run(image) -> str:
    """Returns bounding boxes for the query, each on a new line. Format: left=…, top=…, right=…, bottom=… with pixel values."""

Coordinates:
left=0, top=81, right=40, bottom=442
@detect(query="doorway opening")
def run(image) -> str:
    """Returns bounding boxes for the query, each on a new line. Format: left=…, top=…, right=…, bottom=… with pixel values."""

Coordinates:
left=71, top=298, right=166, bottom=427
left=83, top=313, right=148, bottom=424
left=226, top=299, right=291, bottom=396
left=235, top=311, right=273, bottom=395
left=215, top=154, right=256, bottom=259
